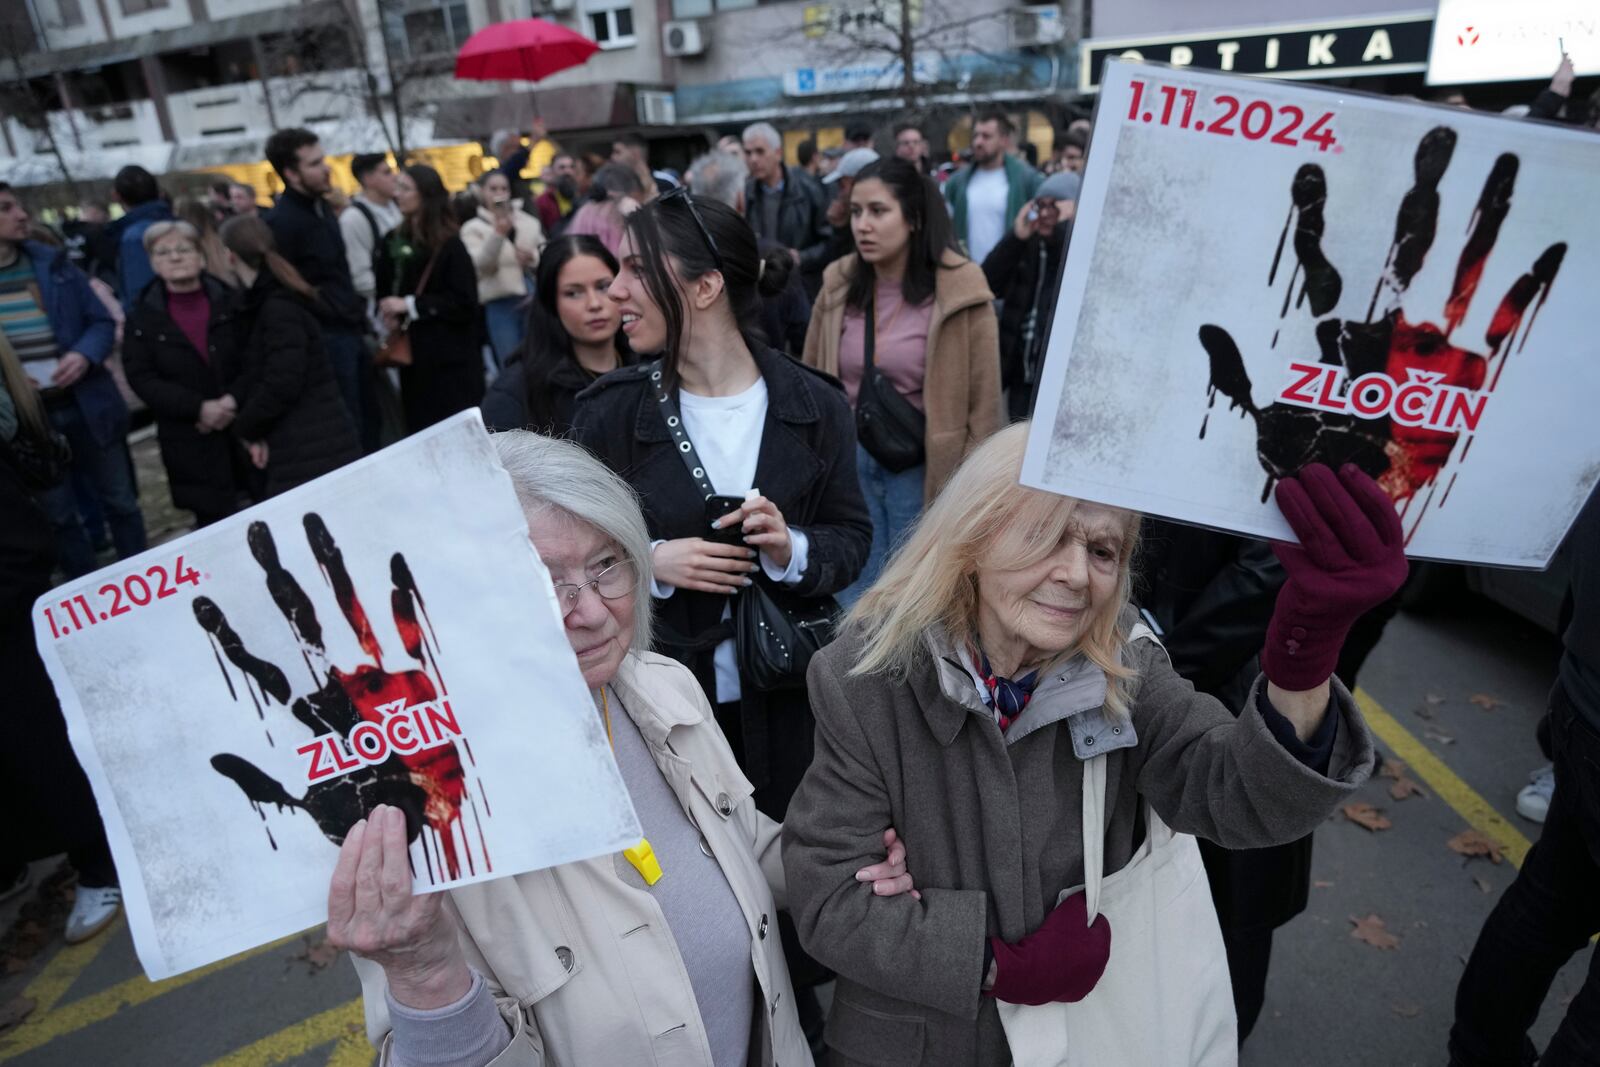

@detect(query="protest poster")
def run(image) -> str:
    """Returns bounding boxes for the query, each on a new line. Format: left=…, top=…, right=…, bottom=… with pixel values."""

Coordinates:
left=33, top=411, right=642, bottom=980
left=1022, top=59, right=1600, bottom=568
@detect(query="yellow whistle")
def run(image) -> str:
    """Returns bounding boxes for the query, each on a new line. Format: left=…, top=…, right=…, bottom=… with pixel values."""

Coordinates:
left=625, top=838, right=663, bottom=885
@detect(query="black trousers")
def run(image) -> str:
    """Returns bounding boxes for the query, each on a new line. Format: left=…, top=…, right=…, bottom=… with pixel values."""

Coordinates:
left=1449, top=683, right=1600, bottom=1066
left=0, top=614, right=116, bottom=887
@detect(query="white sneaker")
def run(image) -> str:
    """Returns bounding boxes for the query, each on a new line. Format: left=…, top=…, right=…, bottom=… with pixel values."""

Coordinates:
left=1515, top=764, right=1555, bottom=823
left=64, top=885, right=121, bottom=943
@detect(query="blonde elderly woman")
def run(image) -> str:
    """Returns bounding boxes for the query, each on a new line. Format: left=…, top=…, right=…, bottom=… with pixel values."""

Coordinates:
left=328, top=432, right=914, bottom=1067
left=782, top=422, right=1408, bottom=1065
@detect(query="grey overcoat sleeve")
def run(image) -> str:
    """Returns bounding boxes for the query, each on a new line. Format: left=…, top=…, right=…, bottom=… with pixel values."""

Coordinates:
left=782, top=654, right=991, bottom=1021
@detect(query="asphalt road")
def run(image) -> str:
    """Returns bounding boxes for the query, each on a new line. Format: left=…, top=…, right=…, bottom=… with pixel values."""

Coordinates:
left=1, top=554, right=1587, bottom=1065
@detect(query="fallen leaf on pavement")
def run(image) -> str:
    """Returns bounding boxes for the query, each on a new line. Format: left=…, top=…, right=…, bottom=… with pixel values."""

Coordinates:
left=1379, top=759, right=1408, bottom=779
left=1350, top=914, right=1400, bottom=949
left=1343, top=802, right=1393, bottom=832
left=1313, top=880, right=1334, bottom=889
left=1390, top=776, right=1427, bottom=801
left=1392, top=1001, right=1422, bottom=1019
left=1448, top=829, right=1505, bottom=865
left=1473, top=876, right=1493, bottom=894
left=1469, top=693, right=1504, bottom=712
left=0, top=995, right=36, bottom=1032
left=1425, top=693, right=1446, bottom=706
left=1424, top=728, right=1456, bottom=745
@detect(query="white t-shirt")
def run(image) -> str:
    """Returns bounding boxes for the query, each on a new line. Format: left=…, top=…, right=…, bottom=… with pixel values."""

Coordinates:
left=964, top=165, right=1010, bottom=269
left=651, top=375, right=810, bottom=704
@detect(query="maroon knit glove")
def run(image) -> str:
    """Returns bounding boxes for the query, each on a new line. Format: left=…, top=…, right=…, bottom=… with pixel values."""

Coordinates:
left=1261, top=463, right=1408, bottom=691
left=986, top=892, right=1112, bottom=1006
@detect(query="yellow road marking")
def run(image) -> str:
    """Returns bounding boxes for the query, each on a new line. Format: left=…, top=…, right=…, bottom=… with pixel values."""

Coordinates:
left=0, top=931, right=304, bottom=1061
left=200, top=999, right=365, bottom=1067
left=324, top=1021, right=377, bottom=1067
left=1355, top=687, right=1534, bottom=868
left=22, top=914, right=123, bottom=1014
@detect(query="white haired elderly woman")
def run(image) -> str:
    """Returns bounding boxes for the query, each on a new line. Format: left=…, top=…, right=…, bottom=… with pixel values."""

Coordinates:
left=782, top=423, right=1408, bottom=1065
left=327, top=432, right=914, bottom=1067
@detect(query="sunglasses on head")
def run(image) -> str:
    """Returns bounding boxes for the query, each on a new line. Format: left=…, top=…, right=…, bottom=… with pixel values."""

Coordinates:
left=657, top=185, right=725, bottom=275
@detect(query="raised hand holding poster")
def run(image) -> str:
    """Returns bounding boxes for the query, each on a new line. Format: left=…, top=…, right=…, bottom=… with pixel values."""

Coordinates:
left=33, top=411, right=642, bottom=980
left=1023, top=60, right=1600, bottom=567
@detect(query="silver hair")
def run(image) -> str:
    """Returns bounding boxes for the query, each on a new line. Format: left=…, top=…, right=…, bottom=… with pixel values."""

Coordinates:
left=141, top=219, right=201, bottom=254
left=686, top=150, right=748, bottom=209
left=490, top=431, right=654, bottom=653
left=741, top=121, right=782, bottom=151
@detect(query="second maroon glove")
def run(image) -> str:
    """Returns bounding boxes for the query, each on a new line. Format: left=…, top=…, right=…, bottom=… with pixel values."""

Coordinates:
left=1262, top=463, right=1409, bottom=691
left=986, top=892, right=1112, bottom=1006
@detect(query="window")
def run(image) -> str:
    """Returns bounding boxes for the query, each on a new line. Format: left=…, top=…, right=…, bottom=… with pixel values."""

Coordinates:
left=119, top=0, right=169, bottom=14
left=584, top=0, right=634, bottom=49
left=387, top=0, right=470, bottom=60
left=669, top=0, right=751, bottom=18
left=56, top=0, right=86, bottom=28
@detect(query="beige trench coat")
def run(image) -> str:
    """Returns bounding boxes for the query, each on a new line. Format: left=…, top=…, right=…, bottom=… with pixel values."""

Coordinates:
left=354, top=651, right=812, bottom=1067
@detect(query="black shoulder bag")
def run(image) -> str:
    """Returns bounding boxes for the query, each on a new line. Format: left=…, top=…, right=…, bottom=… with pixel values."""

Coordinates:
left=853, top=292, right=927, bottom=473
left=648, top=362, right=837, bottom=692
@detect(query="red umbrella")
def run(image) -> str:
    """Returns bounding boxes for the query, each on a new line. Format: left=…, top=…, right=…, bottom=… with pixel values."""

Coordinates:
left=454, top=18, right=599, bottom=83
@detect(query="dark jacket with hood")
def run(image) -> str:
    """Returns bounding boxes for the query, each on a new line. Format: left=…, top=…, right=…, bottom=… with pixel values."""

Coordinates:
left=223, top=274, right=360, bottom=496
left=122, top=274, right=243, bottom=516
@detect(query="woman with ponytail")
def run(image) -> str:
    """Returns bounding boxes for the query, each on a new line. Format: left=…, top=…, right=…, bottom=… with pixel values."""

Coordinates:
left=218, top=214, right=359, bottom=496
left=572, top=190, right=870, bottom=1049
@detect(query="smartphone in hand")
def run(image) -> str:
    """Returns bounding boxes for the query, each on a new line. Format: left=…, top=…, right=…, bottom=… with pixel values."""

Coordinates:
left=704, top=494, right=748, bottom=546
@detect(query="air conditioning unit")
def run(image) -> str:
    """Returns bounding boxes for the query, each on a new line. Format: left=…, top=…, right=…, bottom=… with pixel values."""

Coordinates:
left=637, top=89, right=676, bottom=125
left=662, top=19, right=707, bottom=57
left=1009, top=4, right=1064, bottom=48
left=542, top=0, right=575, bottom=13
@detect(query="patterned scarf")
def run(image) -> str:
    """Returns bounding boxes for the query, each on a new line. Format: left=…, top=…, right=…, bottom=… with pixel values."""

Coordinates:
left=973, top=649, right=1040, bottom=733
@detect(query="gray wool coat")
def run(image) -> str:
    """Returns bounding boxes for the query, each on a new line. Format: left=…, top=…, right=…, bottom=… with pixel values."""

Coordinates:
left=782, top=612, right=1376, bottom=1066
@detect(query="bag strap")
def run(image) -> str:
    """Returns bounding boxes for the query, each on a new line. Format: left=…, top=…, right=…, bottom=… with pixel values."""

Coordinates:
left=414, top=245, right=443, bottom=298
left=647, top=361, right=716, bottom=500
left=862, top=291, right=877, bottom=375
left=1079, top=620, right=1167, bottom=922
left=353, top=200, right=381, bottom=248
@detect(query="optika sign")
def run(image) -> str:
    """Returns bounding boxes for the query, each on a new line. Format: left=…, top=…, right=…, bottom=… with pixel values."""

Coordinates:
left=297, top=698, right=466, bottom=784
left=1276, top=362, right=1486, bottom=434
left=1080, top=14, right=1434, bottom=91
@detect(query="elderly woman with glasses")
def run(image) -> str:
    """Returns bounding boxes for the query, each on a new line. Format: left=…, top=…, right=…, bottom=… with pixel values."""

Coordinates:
left=329, top=432, right=910, bottom=1067
left=122, top=219, right=246, bottom=527
left=782, top=423, right=1408, bottom=1065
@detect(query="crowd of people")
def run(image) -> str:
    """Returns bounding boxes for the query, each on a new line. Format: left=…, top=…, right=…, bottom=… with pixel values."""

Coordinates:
left=3, top=57, right=1598, bottom=1066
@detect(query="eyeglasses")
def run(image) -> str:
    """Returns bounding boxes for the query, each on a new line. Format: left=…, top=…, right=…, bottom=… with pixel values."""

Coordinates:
left=151, top=245, right=199, bottom=259
left=553, top=558, right=637, bottom=618
left=657, top=186, right=724, bottom=275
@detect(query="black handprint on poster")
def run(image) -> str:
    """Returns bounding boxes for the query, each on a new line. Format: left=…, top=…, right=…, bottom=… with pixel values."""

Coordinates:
left=1024, top=61, right=1600, bottom=568
left=198, top=514, right=490, bottom=884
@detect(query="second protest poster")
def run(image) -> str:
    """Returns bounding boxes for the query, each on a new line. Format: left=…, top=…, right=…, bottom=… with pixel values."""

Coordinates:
left=1023, top=59, right=1600, bottom=568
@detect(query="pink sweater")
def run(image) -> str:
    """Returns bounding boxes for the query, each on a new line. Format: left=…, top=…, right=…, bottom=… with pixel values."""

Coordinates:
left=838, top=279, right=935, bottom=412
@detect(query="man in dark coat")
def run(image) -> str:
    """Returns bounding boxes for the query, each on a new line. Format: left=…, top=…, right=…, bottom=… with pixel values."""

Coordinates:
left=263, top=128, right=372, bottom=449
left=1136, top=519, right=1302, bottom=1044
left=122, top=273, right=246, bottom=526
left=741, top=122, right=832, bottom=299
left=981, top=170, right=1077, bottom=421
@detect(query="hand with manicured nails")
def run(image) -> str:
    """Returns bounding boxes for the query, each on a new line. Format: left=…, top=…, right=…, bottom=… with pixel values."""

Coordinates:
left=986, top=892, right=1111, bottom=1005
left=1262, top=463, right=1409, bottom=692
